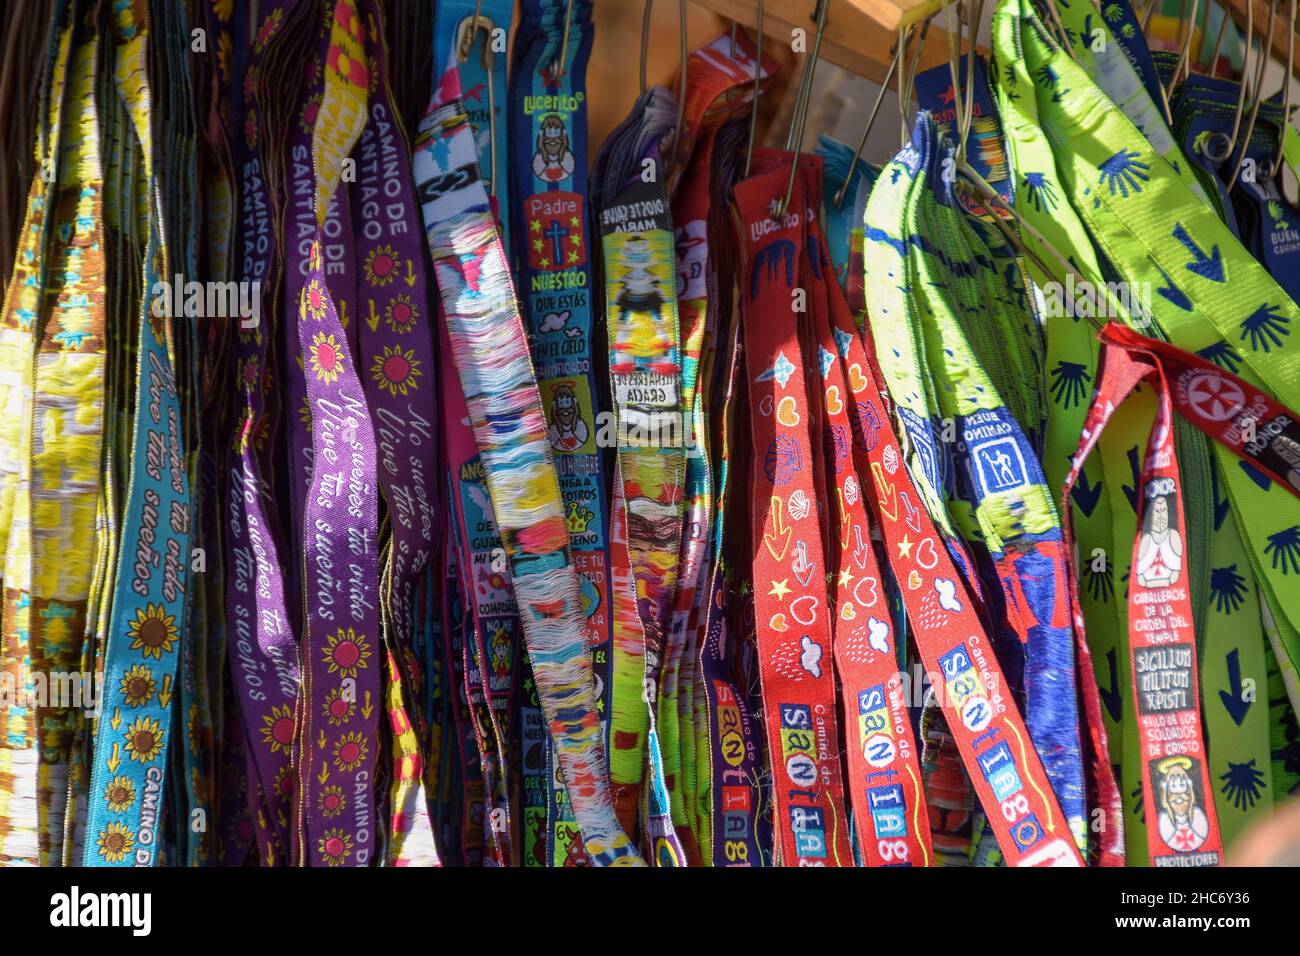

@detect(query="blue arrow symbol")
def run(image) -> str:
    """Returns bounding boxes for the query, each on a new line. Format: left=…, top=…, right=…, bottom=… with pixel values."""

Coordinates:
left=1071, top=462, right=1103, bottom=518
left=1122, top=445, right=1141, bottom=512
left=1172, top=223, right=1225, bottom=282
left=1101, top=648, right=1123, bottom=722
left=1150, top=257, right=1191, bottom=311
left=1219, top=648, right=1253, bottom=726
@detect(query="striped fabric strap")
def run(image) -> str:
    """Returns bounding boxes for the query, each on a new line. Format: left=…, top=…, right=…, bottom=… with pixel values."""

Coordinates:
left=414, top=57, right=642, bottom=867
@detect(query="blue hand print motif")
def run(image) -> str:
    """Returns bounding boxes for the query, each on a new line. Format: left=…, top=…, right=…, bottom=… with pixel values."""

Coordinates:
left=1209, top=564, right=1248, bottom=615
left=1196, top=339, right=1243, bottom=374
left=1238, top=303, right=1290, bottom=353
left=1219, top=759, right=1266, bottom=812
left=1021, top=171, right=1059, bottom=213
left=1049, top=360, right=1090, bottom=408
left=1098, top=149, right=1151, bottom=197
left=1265, top=526, right=1300, bottom=575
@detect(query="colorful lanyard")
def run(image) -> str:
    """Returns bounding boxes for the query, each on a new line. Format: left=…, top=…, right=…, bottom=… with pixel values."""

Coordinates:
left=414, top=49, right=641, bottom=866
left=0, top=0, right=73, bottom=868
left=593, top=83, right=687, bottom=865
left=85, top=0, right=194, bottom=868
left=292, top=0, right=383, bottom=868
left=509, top=0, right=605, bottom=865
left=1018, top=2, right=1300, bottom=795
left=663, top=31, right=770, bottom=864
left=806, top=209, right=933, bottom=866
left=735, top=158, right=852, bottom=866
left=221, top=0, right=301, bottom=865
left=1062, top=324, right=1226, bottom=865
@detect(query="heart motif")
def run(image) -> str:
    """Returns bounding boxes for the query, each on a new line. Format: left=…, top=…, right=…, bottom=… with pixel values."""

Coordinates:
left=841, top=602, right=856, bottom=621
left=759, top=395, right=774, bottom=417
left=848, top=363, right=869, bottom=393
left=790, top=595, right=819, bottom=626
left=824, top=385, right=843, bottom=415
left=777, top=395, right=800, bottom=427
left=907, top=569, right=922, bottom=590
left=769, top=612, right=789, bottom=632
left=916, top=536, right=939, bottom=569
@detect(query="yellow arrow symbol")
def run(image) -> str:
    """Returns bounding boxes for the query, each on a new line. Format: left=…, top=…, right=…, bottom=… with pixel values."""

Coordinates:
left=366, top=298, right=380, bottom=332
left=317, top=761, right=330, bottom=785
left=277, top=809, right=287, bottom=829
left=318, top=729, right=327, bottom=750
left=360, top=690, right=373, bottom=719
left=265, top=844, right=276, bottom=866
left=106, top=742, right=120, bottom=774
left=339, top=299, right=349, bottom=328
left=110, top=707, right=121, bottom=732
left=258, top=809, right=268, bottom=830
left=405, top=259, right=417, bottom=287
left=159, top=673, right=173, bottom=708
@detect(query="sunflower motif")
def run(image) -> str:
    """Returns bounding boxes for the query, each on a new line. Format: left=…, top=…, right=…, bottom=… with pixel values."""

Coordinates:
left=318, top=827, right=353, bottom=866
left=124, top=715, right=165, bottom=763
left=323, top=627, right=371, bottom=679
left=333, top=730, right=369, bottom=772
left=119, top=663, right=156, bottom=708
left=309, top=331, right=344, bottom=385
left=260, top=703, right=296, bottom=754
left=364, top=244, right=399, bottom=286
left=318, top=785, right=346, bottom=818
left=370, top=345, right=421, bottom=397
left=302, top=277, right=328, bottom=322
left=254, top=8, right=283, bottom=52
left=127, top=604, right=178, bottom=661
left=298, top=93, right=322, bottom=135
left=322, top=687, right=356, bottom=726
left=273, top=763, right=294, bottom=801
left=96, top=821, right=135, bottom=864
left=384, top=293, right=419, bottom=334
left=214, top=0, right=234, bottom=21
left=104, top=775, right=136, bottom=813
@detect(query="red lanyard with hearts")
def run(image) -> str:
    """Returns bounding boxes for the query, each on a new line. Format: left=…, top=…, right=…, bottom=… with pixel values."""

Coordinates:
left=736, top=160, right=852, bottom=866
left=803, top=209, right=933, bottom=866
left=834, top=269, right=1083, bottom=867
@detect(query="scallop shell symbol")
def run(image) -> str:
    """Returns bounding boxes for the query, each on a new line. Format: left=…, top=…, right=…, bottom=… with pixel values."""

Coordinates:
left=764, top=434, right=802, bottom=486
left=787, top=488, right=811, bottom=521
left=844, top=474, right=859, bottom=506
left=882, top=444, right=899, bottom=475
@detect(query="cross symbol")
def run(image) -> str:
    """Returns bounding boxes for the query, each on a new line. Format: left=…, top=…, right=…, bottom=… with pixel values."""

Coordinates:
left=545, top=220, right=569, bottom=263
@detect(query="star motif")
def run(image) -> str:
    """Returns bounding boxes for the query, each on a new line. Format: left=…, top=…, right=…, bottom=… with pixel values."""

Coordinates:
left=530, top=219, right=542, bottom=233
left=838, top=567, right=855, bottom=588
left=758, top=351, right=797, bottom=388
left=833, top=326, right=854, bottom=357
left=532, top=238, right=544, bottom=253
left=569, top=215, right=581, bottom=228
left=818, top=347, right=835, bottom=378
left=768, top=578, right=792, bottom=600
left=897, top=534, right=913, bottom=559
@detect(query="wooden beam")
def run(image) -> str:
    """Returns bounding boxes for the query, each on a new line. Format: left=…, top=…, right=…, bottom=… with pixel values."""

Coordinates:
left=1216, top=0, right=1300, bottom=82
left=687, top=0, right=973, bottom=86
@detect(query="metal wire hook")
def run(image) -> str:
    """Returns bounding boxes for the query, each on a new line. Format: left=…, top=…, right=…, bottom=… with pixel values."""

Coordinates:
left=773, top=0, right=830, bottom=219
